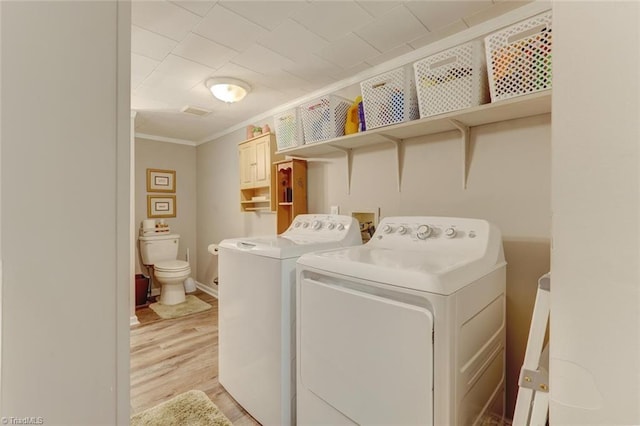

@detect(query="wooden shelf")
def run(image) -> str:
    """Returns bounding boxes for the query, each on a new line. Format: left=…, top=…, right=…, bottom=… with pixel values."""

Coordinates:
left=241, top=200, right=270, bottom=204
left=244, top=207, right=271, bottom=211
left=276, top=90, right=551, bottom=191
left=279, top=202, right=293, bottom=206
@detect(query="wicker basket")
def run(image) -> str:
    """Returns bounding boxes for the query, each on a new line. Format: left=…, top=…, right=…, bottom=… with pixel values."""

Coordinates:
left=299, top=95, right=351, bottom=143
left=360, top=64, right=419, bottom=129
left=414, top=40, right=489, bottom=118
left=274, top=108, right=304, bottom=150
left=485, top=11, right=552, bottom=101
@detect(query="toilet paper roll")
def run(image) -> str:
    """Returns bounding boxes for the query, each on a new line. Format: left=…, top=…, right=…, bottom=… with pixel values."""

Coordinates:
left=142, top=219, right=156, bottom=229
left=208, top=244, right=219, bottom=255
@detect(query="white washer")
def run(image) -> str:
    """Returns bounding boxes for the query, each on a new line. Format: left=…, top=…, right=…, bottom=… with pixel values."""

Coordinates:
left=218, top=214, right=362, bottom=426
left=296, top=216, right=507, bottom=426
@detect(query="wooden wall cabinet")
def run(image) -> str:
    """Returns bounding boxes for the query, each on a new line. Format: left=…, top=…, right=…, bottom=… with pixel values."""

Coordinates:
left=238, top=133, right=282, bottom=212
left=275, top=159, right=307, bottom=233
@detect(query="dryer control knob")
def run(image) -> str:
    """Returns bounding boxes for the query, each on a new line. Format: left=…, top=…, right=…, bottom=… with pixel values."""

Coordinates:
left=417, top=225, right=432, bottom=240
left=337, top=223, right=345, bottom=231
left=397, top=226, right=408, bottom=235
left=294, top=222, right=301, bottom=228
left=327, top=223, right=335, bottom=230
left=312, top=220, right=322, bottom=230
left=444, top=227, right=457, bottom=238
left=302, top=222, right=309, bottom=228
left=382, top=225, right=393, bottom=234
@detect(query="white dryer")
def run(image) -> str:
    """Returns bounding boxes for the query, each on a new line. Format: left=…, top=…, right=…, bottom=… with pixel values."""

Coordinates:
left=218, top=214, right=362, bottom=426
left=296, top=216, right=507, bottom=426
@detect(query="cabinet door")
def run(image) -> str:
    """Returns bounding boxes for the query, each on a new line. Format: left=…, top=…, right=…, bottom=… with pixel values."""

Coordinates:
left=254, top=137, right=270, bottom=186
left=239, top=141, right=256, bottom=189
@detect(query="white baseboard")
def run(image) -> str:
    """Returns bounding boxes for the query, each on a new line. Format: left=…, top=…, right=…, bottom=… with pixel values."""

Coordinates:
left=196, top=281, right=218, bottom=299
left=130, top=315, right=140, bottom=327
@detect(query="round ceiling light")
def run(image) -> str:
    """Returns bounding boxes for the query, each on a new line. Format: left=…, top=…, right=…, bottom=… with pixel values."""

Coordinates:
left=205, top=77, right=251, bottom=103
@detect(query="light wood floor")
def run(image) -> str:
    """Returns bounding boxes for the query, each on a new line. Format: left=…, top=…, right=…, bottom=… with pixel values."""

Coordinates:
left=130, top=290, right=260, bottom=425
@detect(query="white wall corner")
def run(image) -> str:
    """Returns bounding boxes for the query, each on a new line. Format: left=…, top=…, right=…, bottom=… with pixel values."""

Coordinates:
left=196, top=281, right=218, bottom=299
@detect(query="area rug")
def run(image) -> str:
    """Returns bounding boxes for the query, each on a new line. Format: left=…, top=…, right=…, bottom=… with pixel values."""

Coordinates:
left=149, top=295, right=212, bottom=320
left=131, top=390, right=232, bottom=426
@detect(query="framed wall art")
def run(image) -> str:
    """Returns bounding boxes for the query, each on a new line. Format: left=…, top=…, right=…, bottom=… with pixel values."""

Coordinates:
left=147, top=168, right=176, bottom=193
left=147, top=195, right=176, bottom=218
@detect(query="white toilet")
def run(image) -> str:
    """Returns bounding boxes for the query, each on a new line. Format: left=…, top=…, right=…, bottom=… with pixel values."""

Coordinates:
left=139, top=233, right=191, bottom=306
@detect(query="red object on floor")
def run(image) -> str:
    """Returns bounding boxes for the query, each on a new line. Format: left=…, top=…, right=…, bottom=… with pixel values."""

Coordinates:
left=135, top=274, right=149, bottom=307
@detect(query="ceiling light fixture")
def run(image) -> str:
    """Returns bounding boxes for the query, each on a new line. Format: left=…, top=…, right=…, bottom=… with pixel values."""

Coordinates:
left=205, top=77, right=251, bottom=103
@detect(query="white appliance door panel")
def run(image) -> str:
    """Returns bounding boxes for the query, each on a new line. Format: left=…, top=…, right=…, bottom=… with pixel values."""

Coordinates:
left=219, top=248, right=283, bottom=425
left=299, top=277, right=434, bottom=425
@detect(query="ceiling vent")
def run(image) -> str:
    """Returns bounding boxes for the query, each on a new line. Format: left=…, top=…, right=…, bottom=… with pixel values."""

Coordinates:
left=181, top=105, right=212, bottom=117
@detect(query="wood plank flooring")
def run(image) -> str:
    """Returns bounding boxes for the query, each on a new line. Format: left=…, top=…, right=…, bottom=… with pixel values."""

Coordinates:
left=130, top=290, right=260, bottom=425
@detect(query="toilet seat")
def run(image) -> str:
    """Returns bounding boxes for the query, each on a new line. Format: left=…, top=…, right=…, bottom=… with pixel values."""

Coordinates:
left=154, top=260, right=190, bottom=273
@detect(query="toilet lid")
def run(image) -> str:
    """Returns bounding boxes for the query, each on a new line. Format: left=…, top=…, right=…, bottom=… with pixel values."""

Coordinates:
left=154, top=260, right=190, bottom=272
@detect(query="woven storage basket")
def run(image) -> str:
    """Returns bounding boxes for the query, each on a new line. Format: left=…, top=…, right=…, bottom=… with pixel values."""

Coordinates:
left=485, top=11, right=552, bottom=101
left=299, top=95, right=351, bottom=143
left=360, top=65, right=419, bottom=130
left=414, top=40, right=489, bottom=118
left=274, top=108, right=304, bottom=150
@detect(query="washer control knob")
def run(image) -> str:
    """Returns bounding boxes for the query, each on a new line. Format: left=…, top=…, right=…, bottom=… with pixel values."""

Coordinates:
left=397, top=226, right=408, bottom=235
left=327, top=223, right=335, bottom=230
left=416, top=225, right=432, bottom=240
left=444, top=227, right=457, bottom=238
left=302, top=222, right=309, bottom=228
left=382, top=225, right=393, bottom=234
left=468, top=231, right=476, bottom=238
left=337, top=223, right=345, bottom=231
left=294, top=222, right=301, bottom=228
left=312, top=220, right=322, bottom=230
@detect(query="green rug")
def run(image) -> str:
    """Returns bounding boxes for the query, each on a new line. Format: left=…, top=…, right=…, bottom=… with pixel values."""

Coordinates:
left=149, top=295, right=212, bottom=320
left=131, top=390, right=233, bottom=426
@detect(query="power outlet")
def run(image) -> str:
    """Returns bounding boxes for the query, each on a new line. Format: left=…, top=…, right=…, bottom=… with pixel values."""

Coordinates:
left=330, top=205, right=340, bottom=215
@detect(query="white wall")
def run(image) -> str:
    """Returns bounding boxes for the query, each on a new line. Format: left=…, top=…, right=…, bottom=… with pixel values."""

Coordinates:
left=135, top=138, right=197, bottom=286
left=0, top=1, right=130, bottom=423
left=551, top=2, right=640, bottom=423
left=196, top=127, right=278, bottom=292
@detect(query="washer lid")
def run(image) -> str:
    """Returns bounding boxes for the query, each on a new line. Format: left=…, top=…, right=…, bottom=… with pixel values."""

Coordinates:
left=219, top=214, right=363, bottom=259
left=154, top=260, right=190, bottom=272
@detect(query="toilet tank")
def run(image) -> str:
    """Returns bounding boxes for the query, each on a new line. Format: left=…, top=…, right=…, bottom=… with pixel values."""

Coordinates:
left=139, top=233, right=180, bottom=265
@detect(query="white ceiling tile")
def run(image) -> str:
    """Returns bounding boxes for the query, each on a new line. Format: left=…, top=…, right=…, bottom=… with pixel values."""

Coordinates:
left=231, top=44, right=296, bottom=74
left=172, top=33, right=237, bottom=70
left=131, top=25, right=177, bottom=61
left=365, top=44, right=414, bottom=67
left=292, top=2, right=374, bottom=42
left=131, top=53, right=160, bottom=88
left=282, top=53, right=341, bottom=87
left=131, top=95, right=171, bottom=111
left=463, top=1, right=532, bottom=27
left=194, top=4, right=268, bottom=52
left=355, top=5, right=429, bottom=52
left=408, top=20, right=469, bottom=50
left=356, top=1, right=403, bottom=17
left=219, top=1, right=306, bottom=31
left=318, top=33, right=380, bottom=69
left=259, top=19, right=329, bottom=61
left=328, top=61, right=372, bottom=82
left=132, top=0, right=201, bottom=42
left=405, top=1, right=493, bottom=32
left=154, top=54, right=214, bottom=84
left=169, top=0, right=217, bottom=17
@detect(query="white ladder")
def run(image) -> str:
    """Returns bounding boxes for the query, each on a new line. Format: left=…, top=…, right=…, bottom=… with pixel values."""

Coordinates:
left=513, top=272, right=550, bottom=426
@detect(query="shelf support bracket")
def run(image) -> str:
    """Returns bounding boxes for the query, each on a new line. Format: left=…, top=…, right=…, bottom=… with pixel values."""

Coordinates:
left=379, top=134, right=403, bottom=192
left=328, top=145, right=353, bottom=195
left=449, top=119, right=470, bottom=189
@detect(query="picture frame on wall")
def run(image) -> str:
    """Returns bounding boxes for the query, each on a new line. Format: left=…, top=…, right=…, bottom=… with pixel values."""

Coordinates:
left=147, top=195, right=176, bottom=218
left=147, top=168, right=176, bottom=193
